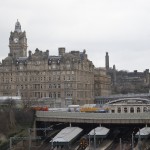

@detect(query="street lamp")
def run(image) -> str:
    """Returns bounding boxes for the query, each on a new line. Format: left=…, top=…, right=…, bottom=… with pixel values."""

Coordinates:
left=120, top=138, right=122, bottom=150
left=10, top=137, right=13, bottom=150
left=94, top=128, right=96, bottom=150
left=131, top=132, right=134, bottom=150
left=138, top=129, right=141, bottom=150
left=28, top=127, right=53, bottom=150
left=51, top=138, right=54, bottom=149
left=89, top=133, right=91, bottom=150
left=133, top=127, right=141, bottom=150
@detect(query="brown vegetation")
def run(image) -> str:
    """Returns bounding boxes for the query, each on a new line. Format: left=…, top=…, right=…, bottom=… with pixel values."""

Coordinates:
left=0, top=107, right=34, bottom=148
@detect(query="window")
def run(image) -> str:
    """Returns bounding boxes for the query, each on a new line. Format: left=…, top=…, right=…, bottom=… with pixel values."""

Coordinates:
left=58, top=92, right=61, bottom=98
left=53, top=84, right=56, bottom=88
left=117, top=107, right=121, bottom=113
left=130, top=107, right=134, bottom=113
left=143, top=107, right=147, bottom=112
left=124, top=107, right=127, bottom=113
left=111, top=110, right=115, bottom=113
left=49, top=84, right=52, bottom=88
left=49, top=93, right=52, bottom=98
left=66, top=64, right=70, bottom=69
left=58, top=84, right=61, bottom=88
left=53, top=92, right=56, bottom=98
left=137, top=107, right=140, bottom=113
left=57, top=76, right=60, bottom=81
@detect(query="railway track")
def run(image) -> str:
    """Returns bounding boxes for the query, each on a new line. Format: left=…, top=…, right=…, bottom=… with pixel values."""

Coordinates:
left=36, top=126, right=145, bottom=150
left=106, top=127, right=136, bottom=150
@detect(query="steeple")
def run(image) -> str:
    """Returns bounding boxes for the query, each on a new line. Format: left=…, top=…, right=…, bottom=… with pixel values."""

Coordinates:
left=15, top=19, right=21, bottom=33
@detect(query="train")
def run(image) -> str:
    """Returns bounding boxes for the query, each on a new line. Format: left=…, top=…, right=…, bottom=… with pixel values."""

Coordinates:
left=78, top=135, right=89, bottom=150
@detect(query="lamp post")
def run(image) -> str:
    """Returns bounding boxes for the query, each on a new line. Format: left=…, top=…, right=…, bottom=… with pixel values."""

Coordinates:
left=51, top=138, right=53, bottom=149
left=10, top=137, right=12, bottom=150
left=131, top=132, right=134, bottom=150
left=138, top=129, right=141, bottom=150
left=94, top=128, right=96, bottom=150
left=120, top=138, right=122, bottom=150
left=28, top=127, right=53, bottom=150
left=28, top=128, right=31, bottom=150
left=132, top=127, right=141, bottom=150
left=89, top=133, right=91, bottom=150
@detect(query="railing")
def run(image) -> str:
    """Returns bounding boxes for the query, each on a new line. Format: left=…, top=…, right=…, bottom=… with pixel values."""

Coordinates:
left=36, top=111, right=150, bottom=124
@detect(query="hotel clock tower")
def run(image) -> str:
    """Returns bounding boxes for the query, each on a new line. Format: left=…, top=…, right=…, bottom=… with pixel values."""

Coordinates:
left=9, top=20, right=27, bottom=58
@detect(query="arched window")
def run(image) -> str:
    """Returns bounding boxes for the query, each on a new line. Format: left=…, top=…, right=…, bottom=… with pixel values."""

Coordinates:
left=49, top=92, right=52, bottom=98
left=117, top=107, right=121, bottom=113
left=130, top=107, right=134, bottom=113
left=124, top=107, right=127, bottom=113
left=148, top=107, right=150, bottom=112
left=111, top=109, right=115, bottom=113
left=137, top=107, right=140, bottom=113
left=143, top=107, right=147, bottom=112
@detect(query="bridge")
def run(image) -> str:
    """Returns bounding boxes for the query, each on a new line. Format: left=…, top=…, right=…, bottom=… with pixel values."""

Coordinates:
left=36, top=111, right=150, bottom=124
left=95, top=93, right=150, bottom=104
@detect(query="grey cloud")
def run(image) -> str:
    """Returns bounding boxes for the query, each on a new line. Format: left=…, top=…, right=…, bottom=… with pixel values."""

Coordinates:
left=0, top=0, right=150, bottom=71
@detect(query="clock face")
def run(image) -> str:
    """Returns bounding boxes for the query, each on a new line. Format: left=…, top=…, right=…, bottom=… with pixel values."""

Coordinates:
left=14, top=38, right=18, bottom=43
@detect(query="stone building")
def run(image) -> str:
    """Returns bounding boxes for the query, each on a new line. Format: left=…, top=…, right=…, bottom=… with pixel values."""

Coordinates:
left=94, top=68, right=111, bottom=96
left=105, top=52, right=150, bottom=94
left=0, top=21, right=111, bottom=107
left=105, top=98, right=150, bottom=114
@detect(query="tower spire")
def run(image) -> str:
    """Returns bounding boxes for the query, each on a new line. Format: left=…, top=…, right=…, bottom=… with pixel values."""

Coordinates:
left=15, top=19, right=21, bottom=33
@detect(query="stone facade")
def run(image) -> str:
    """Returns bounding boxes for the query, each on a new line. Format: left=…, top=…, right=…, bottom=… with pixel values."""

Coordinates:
left=9, top=20, right=27, bottom=58
left=0, top=21, right=111, bottom=107
left=94, top=68, right=111, bottom=96
left=105, top=52, right=150, bottom=94
left=105, top=98, right=150, bottom=113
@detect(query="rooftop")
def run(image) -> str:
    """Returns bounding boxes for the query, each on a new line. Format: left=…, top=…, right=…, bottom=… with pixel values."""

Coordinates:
left=51, top=127, right=83, bottom=142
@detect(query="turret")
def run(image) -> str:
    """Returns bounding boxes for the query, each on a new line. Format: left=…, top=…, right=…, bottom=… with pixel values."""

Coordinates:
left=58, top=47, right=65, bottom=56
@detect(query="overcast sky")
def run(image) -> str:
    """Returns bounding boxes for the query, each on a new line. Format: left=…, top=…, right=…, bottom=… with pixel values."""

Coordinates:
left=1, top=0, right=150, bottom=71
